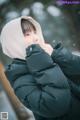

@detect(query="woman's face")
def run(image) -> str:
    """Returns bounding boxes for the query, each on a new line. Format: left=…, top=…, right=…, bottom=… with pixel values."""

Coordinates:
left=24, top=30, right=45, bottom=48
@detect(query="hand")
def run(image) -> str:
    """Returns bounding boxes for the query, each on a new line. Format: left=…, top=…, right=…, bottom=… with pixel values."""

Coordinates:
left=24, top=30, right=53, bottom=56
left=39, top=42, right=54, bottom=56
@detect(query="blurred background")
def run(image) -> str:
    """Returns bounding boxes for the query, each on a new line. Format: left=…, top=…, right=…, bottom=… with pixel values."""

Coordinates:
left=0, top=0, right=80, bottom=64
left=0, top=0, right=80, bottom=120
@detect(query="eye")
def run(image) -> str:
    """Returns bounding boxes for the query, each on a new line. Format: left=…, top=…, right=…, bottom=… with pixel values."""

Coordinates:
left=26, top=33, right=30, bottom=36
left=34, top=31, right=36, bottom=34
left=25, top=33, right=30, bottom=36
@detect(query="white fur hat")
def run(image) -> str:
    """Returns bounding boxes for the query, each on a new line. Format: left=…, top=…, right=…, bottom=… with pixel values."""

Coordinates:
left=0, top=16, right=44, bottom=59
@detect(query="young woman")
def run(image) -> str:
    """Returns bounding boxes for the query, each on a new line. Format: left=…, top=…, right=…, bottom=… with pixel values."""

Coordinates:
left=0, top=16, right=80, bottom=120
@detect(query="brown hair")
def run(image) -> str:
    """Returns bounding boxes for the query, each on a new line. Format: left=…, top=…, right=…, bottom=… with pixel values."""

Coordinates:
left=21, top=19, right=36, bottom=36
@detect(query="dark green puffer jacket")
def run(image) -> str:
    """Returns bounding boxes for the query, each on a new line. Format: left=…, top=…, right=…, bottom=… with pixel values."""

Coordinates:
left=5, top=44, right=80, bottom=120
left=51, top=43, right=80, bottom=120
left=51, top=43, right=80, bottom=99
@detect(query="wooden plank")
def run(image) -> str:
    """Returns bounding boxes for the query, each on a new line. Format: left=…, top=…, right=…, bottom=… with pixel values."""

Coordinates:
left=0, top=63, right=35, bottom=120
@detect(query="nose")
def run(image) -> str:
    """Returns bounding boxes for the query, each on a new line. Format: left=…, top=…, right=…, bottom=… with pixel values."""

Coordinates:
left=33, top=34, right=39, bottom=43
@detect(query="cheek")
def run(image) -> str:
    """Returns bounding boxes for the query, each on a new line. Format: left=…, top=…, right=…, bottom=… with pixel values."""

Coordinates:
left=25, top=36, right=33, bottom=41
